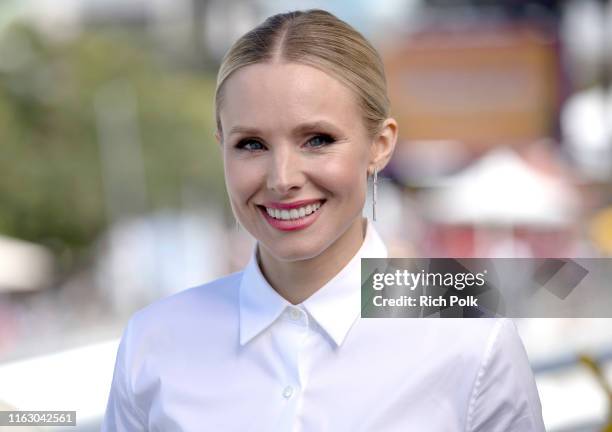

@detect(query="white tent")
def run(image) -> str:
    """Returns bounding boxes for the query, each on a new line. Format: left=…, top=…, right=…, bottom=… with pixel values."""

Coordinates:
left=423, top=149, right=579, bottom=227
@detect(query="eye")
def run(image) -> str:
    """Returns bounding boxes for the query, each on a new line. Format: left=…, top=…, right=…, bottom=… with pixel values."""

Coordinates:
left=305, top=134, right=335, bottom=148
left=235, top=138, right=265, bottom=151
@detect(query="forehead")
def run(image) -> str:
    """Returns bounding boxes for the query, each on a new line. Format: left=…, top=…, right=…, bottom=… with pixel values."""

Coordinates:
left=219, top=62, right=363, bottom=135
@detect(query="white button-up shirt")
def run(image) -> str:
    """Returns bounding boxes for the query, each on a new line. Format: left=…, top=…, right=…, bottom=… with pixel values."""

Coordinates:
left=102, top=218, right=545, bottom=431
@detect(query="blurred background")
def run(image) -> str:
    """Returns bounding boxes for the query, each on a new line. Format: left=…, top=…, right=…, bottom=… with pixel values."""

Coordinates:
left=1, top=0, right=611, bottom=430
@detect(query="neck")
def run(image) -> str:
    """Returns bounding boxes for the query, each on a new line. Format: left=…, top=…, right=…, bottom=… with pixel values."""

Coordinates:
left=258, top=217, right=367, bottom=305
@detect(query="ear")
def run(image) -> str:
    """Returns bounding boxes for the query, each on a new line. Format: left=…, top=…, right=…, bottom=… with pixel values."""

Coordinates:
left=369, top=118, right=398, bottom=174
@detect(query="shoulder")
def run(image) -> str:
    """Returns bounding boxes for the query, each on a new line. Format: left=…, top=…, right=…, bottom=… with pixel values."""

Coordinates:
left=450, top=317, right=516, bottom=359
left=126, top=270, right=244, bottom=340
left=398, top=317, right=510, bottom=358
left=400, top=318, right=518, bottom=379
left=434, top=318, right=523, bottom=375
left=357, top=317, right=513, bottom=376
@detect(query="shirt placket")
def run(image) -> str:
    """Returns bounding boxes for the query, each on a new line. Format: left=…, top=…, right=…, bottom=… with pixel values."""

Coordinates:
left=272, top=305, right=310, bottom=432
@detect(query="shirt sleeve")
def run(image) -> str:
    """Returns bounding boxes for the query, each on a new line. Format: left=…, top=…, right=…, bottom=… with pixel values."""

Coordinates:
left=465, top=318, right=546, bottom=432
left=101, top=318, right=147, bottom=431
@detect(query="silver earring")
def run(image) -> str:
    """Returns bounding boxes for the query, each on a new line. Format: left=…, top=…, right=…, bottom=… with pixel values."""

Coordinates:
left=234, top=217, right=241, bottom=232
left=372, top=167, right=378, bottom=222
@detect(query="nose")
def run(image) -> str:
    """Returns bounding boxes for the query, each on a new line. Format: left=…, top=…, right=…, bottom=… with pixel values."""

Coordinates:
left=266, top=146, right=305, bottom=195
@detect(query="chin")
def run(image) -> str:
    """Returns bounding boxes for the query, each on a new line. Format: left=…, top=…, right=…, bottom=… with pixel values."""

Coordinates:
left=265, top=239, right=326, bottom=262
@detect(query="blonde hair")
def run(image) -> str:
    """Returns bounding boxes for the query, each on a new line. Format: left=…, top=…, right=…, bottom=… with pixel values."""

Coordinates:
left=214, top=9, right=390, bottom=139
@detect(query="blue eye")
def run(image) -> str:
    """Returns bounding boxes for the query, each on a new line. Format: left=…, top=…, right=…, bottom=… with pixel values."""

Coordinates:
left=306, top=134, right=335, bottom=148
left=235, top=134, right=335, bottom=151
left=236, top=139, right=265, bottom=151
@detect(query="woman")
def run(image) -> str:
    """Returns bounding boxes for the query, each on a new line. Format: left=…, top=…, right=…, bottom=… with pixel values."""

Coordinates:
left=102, top=9, right=545, bottom=431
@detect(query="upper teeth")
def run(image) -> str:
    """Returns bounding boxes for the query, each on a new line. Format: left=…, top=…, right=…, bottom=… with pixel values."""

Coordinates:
left=265, top=202, right=322, bottom=220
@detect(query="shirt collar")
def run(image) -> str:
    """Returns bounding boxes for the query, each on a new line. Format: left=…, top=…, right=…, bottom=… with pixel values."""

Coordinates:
left=239, top=217, right=388, bottom=347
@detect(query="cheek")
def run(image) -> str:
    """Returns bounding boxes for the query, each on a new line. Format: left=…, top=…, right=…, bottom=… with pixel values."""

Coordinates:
left=314, top=154, right=367, bottom=197
left=223, top=156, right=262, bottom=203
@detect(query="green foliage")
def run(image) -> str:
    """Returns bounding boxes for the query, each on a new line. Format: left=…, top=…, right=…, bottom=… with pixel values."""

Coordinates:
left=0, top=23, right=225, bottom=262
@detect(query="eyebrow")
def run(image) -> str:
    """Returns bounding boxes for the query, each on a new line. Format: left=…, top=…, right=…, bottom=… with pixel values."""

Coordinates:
left=228, top=120, right=342, bottom=137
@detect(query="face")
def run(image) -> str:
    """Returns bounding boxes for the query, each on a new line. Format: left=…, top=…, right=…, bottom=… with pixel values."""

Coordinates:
left=219, top=62, right=373, bottom=262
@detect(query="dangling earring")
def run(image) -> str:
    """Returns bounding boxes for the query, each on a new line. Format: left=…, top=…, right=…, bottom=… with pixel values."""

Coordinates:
left=372, top=167, right=378, bottom=222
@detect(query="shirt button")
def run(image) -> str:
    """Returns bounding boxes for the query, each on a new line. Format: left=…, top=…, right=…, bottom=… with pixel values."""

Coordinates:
left=282, top=385, right=294, bottom=399
left=289, top=308, right=301, bottom=320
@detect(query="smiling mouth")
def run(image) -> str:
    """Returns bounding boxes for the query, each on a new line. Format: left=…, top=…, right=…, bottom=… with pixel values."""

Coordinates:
left=257, top=200, right=326, bottom=221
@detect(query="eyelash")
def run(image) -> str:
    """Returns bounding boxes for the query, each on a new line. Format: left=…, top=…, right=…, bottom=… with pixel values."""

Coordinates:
left=235, top=134, right=336, bottom=152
